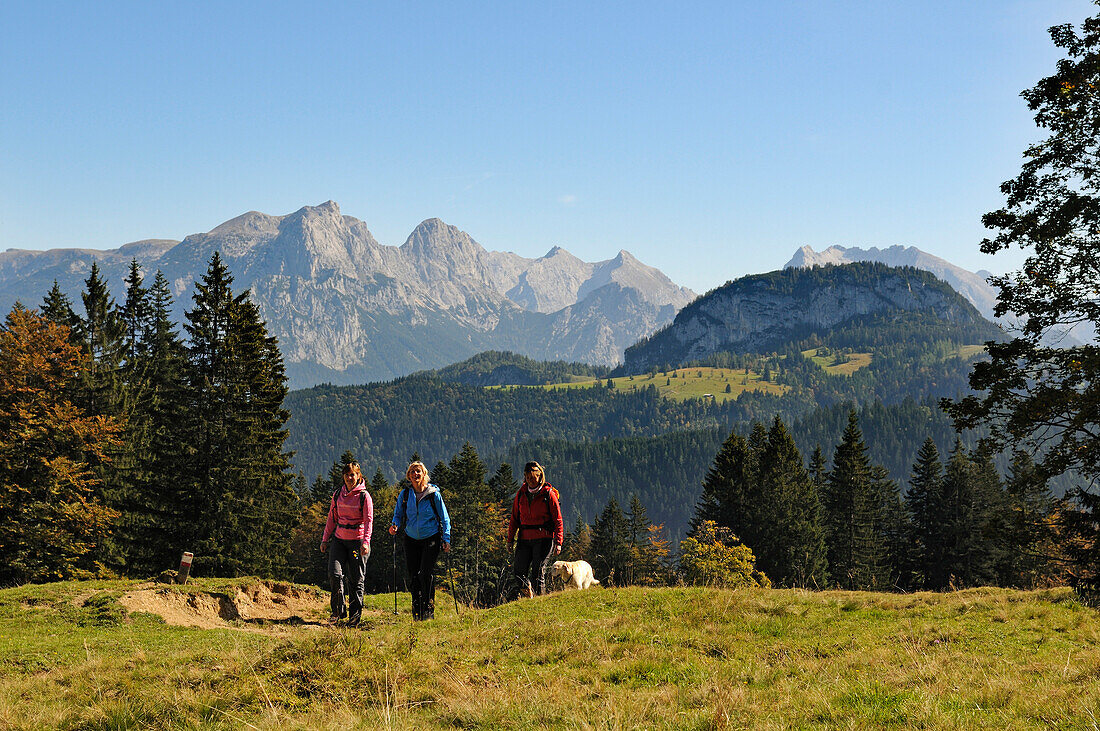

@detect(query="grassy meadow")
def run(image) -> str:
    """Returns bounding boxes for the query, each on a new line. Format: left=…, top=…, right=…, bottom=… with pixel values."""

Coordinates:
left=800, top=349, right=873, bottom=376
left=531, top=367, right=789, bottom=402
left=2, top=579, right=1100, bottom=729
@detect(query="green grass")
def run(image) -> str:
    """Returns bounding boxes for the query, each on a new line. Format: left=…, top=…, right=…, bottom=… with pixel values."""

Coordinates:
left=532, top=366, right=789, bottom=402
left=957, top=344, right=987, bottom=360
left=802, top=348, right=874, bottom=376
left=2, top=580, right=1100, bottom=728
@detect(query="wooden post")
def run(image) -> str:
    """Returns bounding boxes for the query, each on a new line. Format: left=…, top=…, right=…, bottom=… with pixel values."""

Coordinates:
left=177, top=551, right=194, bottom=584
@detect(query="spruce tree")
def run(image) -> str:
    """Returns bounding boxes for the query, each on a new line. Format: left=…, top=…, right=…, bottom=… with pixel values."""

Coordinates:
left=626, top=495, right=668, bottom=586
left=563, top=517, right=592, bottom=562
left=875, top=465, right=910, bottom=591
left=938, top=440, right=1002, bottom=588
left=41, top=280, right=81, bottom=343
left=364, top=468, right=397, bottom=594
left=590, top=498, right=631, bottom=586
left=906, top=437, right=947, bottom=589
left=75, top=262, right=126, bottom=418
left=488, top=462, right=520, bottom=506
left=121, top=270, right=189, bottom=575
left=823, top=409, right=887, bottom=589
left=1001, top=451, right=1055, bottom=588
left=176, top=252, right=297, bottom=578
left=692, top=428, right=754, bottom=539
left=754, top=416, right=827, bottom=587
left=440, top=443, right=506, bottom=606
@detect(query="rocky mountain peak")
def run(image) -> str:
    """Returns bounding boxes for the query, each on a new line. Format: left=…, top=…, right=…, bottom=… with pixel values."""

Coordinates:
left=784, top=244, right=998, bottom=321
left=401, top=218, right=491, bottom=285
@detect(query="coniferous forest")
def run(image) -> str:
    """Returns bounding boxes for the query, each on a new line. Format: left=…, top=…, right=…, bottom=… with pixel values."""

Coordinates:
left=2, top=255, right=1078, bottom=598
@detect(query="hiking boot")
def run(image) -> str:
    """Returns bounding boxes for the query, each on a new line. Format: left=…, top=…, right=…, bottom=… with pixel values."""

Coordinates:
left=346, top=615, right=361, bottom=628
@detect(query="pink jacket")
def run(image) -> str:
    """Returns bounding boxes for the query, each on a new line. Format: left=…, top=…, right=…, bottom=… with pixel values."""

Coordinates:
left=322, top=482, right=374, bottom=544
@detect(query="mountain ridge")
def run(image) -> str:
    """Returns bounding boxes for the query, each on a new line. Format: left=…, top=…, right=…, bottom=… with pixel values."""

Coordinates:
left=621, top=262, right=1001, bottom=373
left=5, top=201, right=695, bottom=387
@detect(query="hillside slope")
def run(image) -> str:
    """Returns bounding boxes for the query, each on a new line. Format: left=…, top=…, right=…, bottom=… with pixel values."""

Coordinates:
left=3, top=579, right=1096, bottom=729
left=621, top=262, right=1001, bottom=374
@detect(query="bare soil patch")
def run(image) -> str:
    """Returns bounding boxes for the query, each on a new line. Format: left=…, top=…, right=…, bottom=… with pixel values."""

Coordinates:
left=120, top=580, right=327, bottom=633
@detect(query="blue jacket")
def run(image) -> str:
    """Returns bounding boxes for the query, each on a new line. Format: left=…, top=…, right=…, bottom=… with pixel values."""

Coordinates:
left=391, top=484, right=451, bottom=543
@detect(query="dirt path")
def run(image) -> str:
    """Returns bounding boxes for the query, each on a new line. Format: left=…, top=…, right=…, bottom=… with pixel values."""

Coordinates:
left=119, top=581, right=328, bottom=633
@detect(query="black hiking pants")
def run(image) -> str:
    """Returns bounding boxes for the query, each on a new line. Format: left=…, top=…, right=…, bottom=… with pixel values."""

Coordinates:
left=514, top=537, right=553, bottom=596
left=404, top=534, right=441, bottom=620
left=329, top=537, right=368, bottom=622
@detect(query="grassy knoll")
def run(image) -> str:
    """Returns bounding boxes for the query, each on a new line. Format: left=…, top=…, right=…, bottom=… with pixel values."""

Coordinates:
left=956, top=344, right=987, bottom=360
left=801, top=348, right=873, bottom=376
left=2, top=580, right=1099, bottom=729
left=532, top=367, right=788, bottom=402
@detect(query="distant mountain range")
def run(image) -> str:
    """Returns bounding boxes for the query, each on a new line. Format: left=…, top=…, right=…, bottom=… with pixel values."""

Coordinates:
left=4, top=202, right=694, bottom=387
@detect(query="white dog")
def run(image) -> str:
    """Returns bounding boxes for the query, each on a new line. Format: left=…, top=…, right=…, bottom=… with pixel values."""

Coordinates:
left=551, top=560, right=600, bottom=590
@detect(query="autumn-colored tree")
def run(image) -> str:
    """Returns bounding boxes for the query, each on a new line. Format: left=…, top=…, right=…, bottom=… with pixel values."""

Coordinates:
left=679, top=520, right=769, bottom=588
left=0, top=305, right=120, bottom=584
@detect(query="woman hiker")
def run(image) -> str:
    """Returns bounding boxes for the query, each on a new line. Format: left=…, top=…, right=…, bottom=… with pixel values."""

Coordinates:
left=507, top=461, right=563, bottom=598
left=320, top=460, right=374, bottom=626
left=388, top=461, right=451, bottom=620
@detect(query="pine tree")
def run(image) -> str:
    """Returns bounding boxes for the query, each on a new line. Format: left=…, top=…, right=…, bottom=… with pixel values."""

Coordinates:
left=938, top=440, right=1002, bottom=588
left=0, top=305, right=121, bottom=584
left=1001, top=451, right=1055, bottom=588
left=563, top=517, right=592, bottom=562
left=823, top=410, right=887, bottom=589
left=590, top=498, right=631, bottom=586
left=906, top=437, right=946, bottom=588
left=753, top=416, right=827, bottom=587
left=175, top=252, right=297, bottom=578
left=75, top=262, right=126, bottom=418
left=625, top=495, right=669, bottom=586
left=41, top=280, right=81, bottom=343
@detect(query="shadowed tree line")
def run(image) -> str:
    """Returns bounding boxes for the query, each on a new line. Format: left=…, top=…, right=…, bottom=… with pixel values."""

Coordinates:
left=1, top=254, right=296, bottom=585
left=694, top=409, right=1068, bottom=591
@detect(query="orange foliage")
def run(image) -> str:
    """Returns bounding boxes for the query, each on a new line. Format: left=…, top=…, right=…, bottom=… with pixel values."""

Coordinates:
left=0, top=305, right=122, bottom=584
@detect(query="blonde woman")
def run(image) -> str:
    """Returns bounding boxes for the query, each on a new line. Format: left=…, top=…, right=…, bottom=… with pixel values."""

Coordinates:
left=320, top=461, right=374, bottom=626
left=388, top=461, right=452, bottom=620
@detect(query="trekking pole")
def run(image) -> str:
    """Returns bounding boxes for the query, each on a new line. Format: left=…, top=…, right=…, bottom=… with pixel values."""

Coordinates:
left=392, top=532, right=398, bottom=616
left=445, top=546, right=460, bottom=615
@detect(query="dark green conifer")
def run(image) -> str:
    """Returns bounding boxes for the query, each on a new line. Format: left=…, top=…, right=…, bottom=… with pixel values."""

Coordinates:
left=1000, top=451, right=1054, bottom=588
left=176, top=252, right=297, bottom=578
left=823, top=409, right=887, bottom=589
left=906, top=437, right=946, bottom=588
left=754, top=416, right=827, bottom=587
left=590, top=497, right=631, bottom=586
left=41, top=280, right=81, bottom=342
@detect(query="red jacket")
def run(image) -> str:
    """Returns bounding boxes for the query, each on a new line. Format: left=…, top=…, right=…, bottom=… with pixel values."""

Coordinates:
left=508, top=484, right=564, bottom=546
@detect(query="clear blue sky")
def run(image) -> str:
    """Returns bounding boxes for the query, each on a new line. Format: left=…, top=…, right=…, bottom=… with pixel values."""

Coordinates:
left=0, top=1, right=1092, bottom=294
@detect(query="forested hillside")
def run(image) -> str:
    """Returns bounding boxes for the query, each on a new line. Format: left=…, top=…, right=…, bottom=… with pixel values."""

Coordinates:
left=621, top=262, right=1002, bottom=373
left=286, top=364, right=998, bottom=541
